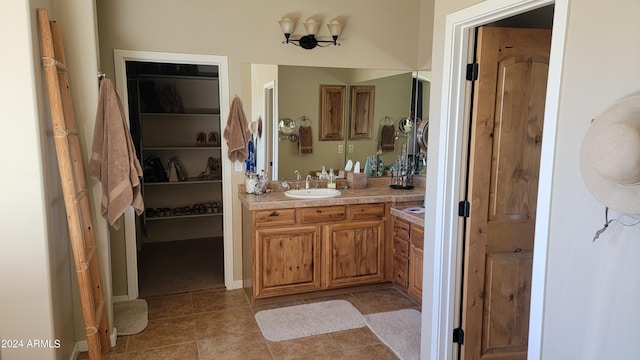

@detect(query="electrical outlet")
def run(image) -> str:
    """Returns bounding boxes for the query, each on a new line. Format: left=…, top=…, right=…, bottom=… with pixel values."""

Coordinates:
left=348, top=144, right=354, bottom=153
left=338, top=144, right=344, bottom=153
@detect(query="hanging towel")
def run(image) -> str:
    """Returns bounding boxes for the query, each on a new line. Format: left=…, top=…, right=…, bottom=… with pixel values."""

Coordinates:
left=89, top=78, right=144, bottom=230
left=298, top=125, right=313, bottom=155
left=223, top=96, right=251, bottom=162
left=381, top=124, right=396, bottom=151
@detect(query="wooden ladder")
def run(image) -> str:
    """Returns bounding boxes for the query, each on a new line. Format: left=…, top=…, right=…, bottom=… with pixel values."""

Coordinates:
left=37, top=8, right=111, bottom=359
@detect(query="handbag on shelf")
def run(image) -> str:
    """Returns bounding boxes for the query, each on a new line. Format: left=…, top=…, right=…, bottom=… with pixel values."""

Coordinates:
left=143, top=155, right=168, bottom=182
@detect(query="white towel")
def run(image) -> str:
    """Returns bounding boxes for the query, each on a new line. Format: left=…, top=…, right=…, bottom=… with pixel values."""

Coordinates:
left=89, top=79, right=144, bottom=229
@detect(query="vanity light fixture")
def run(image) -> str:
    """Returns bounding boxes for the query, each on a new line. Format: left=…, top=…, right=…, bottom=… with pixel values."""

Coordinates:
left=278, top=17, right=343, bottom=50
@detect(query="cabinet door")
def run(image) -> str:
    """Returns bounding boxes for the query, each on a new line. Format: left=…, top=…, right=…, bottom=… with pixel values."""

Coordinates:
left=255, top=226, right=321, bottom=298
left=409, top=245, right=423, bottom=302
left=323, top=220, right=384, bottom=288
left=408, top=225, right=424, bottom=302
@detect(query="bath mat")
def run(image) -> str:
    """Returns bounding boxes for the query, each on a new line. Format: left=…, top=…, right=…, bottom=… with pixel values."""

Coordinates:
left=365, top=308, right=421, bottom=360
left=114, top=299, right=148, bottom=335
left=255, top=300, right=366, bottom=341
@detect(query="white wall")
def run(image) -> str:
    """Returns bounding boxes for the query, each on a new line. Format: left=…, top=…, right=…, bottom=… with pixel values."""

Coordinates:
left=426, top=0, right=640, bottom=358
left=0, top=2, right=59, bottom=360
left=0, top=1, right=107, bottom=358
left=541, top=1, right=640, bottom=358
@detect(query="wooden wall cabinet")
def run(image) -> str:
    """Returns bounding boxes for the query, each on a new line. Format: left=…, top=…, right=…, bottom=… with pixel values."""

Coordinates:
left=319, top=85, right=346, bottom=140
left=243, top=203, right=386, bottom=301
left=349, top=85, right=375, bottom=139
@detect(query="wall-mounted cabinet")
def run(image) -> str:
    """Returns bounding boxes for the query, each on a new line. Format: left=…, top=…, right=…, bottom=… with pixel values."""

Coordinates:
left=129, top=66, right=223, bottom=243
left=319, top=84, right=346, bottom=141
left=349, top=85, right=375, bottom=139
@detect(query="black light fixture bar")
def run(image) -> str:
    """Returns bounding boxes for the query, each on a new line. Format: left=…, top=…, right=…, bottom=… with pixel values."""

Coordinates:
left=279, top=18, right=343, bottom=50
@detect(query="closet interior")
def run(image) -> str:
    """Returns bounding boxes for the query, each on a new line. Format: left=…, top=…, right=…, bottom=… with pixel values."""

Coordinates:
left=126, top=61, right=225, bottom=297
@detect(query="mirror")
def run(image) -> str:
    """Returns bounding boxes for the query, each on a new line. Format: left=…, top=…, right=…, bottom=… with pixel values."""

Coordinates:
left=247, top=64, right=430, bottom=180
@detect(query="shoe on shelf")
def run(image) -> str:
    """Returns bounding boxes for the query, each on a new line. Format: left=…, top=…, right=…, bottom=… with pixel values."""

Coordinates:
left=196, top=132, right=207, bottom=146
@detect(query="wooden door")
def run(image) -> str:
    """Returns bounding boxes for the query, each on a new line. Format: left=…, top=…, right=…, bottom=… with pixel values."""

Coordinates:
left=324, top=220, right=384, bottom=288
left=461, top=27, right=551, bottom=360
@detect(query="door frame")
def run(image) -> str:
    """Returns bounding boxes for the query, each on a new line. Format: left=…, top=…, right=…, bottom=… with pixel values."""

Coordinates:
left=422, top=0, right=568, bottom=359
left=113, top=50, right=237, bottom=300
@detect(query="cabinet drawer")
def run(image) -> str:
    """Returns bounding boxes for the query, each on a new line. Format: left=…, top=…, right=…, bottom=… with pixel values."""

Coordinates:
left=299, top=206, right=346, bottom=223
left=254, top=208, right=296, bottom=227
left=393, top=237, right=409, bottom=258
left=350, top=203, right=385, bottom=220
left=392, top=254, right=409, bottom=288
left=393, top=219, right=410, bottom=240
left=411, top=225, right=424, bottom=249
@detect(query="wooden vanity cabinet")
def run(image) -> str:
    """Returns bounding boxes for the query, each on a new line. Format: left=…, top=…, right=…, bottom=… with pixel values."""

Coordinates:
left=244, top=203, right=386, bottom=300
left=392, top=216, right=424, bottom=303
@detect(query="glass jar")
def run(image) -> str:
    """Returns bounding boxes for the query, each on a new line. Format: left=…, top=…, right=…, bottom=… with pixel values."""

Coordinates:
left=245, top=172, right=258, bottom=194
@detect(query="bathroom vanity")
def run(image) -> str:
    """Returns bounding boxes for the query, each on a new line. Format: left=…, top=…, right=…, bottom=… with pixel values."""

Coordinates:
left=390, top=206, right=425, bottom=303
left=239, top=186, right=424, bottom=303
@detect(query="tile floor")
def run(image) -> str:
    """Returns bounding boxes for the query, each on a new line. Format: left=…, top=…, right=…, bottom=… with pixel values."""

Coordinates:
left=78, top=284, right=420, bottom=359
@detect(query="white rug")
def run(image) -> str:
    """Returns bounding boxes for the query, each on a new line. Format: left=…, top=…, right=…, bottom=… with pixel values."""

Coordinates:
left=255, top=300, right=366, bottom=341
left=365, top=309, right=421, bottom=360
left=114, top=299, right=148, bottom=335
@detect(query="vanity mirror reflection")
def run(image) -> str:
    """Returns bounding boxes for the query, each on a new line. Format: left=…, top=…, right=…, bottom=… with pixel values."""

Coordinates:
left=247, top=64, right=430, bottom=181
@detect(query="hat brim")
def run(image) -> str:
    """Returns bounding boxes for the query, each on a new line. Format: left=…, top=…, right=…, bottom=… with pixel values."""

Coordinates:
left=580, top=95, right=640, bottom=214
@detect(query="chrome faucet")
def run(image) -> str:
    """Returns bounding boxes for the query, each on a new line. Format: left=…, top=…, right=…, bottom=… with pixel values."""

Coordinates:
left=294, top=170, right=301, bottom=181
left=306, top=174, right=312, bottom=189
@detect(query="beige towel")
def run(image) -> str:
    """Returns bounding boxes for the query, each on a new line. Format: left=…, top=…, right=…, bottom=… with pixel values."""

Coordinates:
left=223, top=96, right=251, bottom=162
left=381, top=124, right=395, bottom=151
left=298, top=125, right=313, bottom=155
left=90, top=79, right=144, bottom=230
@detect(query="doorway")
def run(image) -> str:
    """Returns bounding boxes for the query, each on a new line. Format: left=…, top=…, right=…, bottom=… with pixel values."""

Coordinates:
left=113, top=50, right=235, bottom=300
left=421, top=1, right=568, bottom=359
left=459, top=23, right=552, bottom=359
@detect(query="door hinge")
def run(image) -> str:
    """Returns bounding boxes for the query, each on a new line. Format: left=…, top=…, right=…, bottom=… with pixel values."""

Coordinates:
left=458, top=200, right=470, bottom=218
left=466, top=63, right=478, bottom=81
left=453, top=327, right=465, bottom=345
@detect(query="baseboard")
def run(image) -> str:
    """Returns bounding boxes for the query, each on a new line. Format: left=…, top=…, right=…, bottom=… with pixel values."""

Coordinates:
left=113, top=294, right=133, bottom=302
left=226, top=279, right=243, bottom=290
left=69, top=328, right=117, bottom=360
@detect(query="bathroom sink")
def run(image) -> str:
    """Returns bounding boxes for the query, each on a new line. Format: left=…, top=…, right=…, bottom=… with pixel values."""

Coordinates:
left=284, top=188, right=341, bottom=199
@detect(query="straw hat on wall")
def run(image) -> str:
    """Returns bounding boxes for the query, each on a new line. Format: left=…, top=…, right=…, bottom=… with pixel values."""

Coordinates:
left=580, top=95, right=640, bottom=214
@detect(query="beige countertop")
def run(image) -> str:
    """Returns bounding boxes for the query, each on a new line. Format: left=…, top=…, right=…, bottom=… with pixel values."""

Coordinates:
left=238, top=186, right=425, bottom=210
left=390, top=205, right=425, bottom=227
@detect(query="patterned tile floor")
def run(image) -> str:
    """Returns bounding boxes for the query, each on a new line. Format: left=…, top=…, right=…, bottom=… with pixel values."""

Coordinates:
left=78, top=284, right=420, bottom=359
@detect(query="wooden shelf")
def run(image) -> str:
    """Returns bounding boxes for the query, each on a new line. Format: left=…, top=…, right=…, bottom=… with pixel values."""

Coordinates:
left=144, top=178, right=222, bottom=186
left=146, top=212, right=223, bottom=221
left=142, top=146, right=221, bottom=151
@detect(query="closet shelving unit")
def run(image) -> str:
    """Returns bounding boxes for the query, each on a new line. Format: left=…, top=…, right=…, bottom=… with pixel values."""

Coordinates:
left=129, top=63, right=224, bottom=243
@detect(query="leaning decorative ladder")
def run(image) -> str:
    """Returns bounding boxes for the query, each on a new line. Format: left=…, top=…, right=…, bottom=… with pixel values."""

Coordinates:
left=37, top=8, right=111, bottom=359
